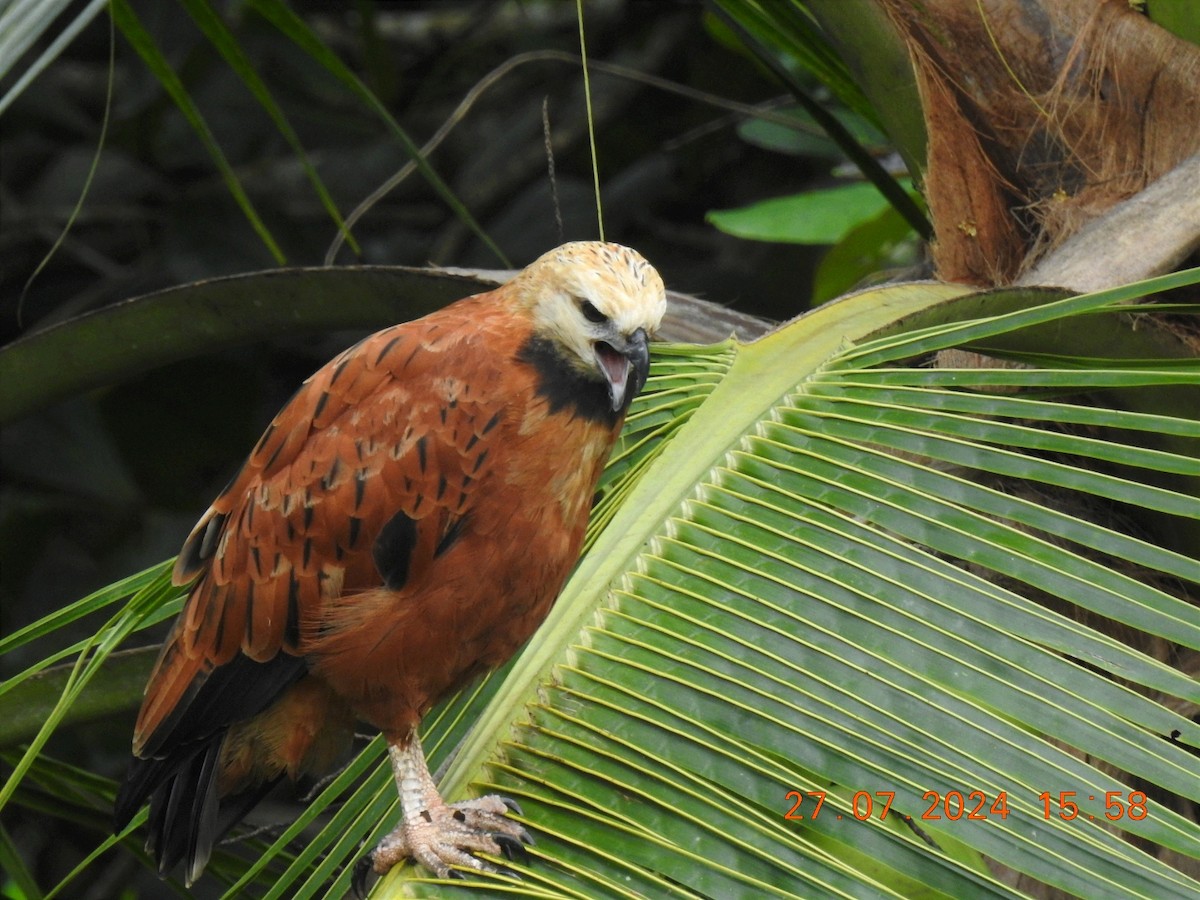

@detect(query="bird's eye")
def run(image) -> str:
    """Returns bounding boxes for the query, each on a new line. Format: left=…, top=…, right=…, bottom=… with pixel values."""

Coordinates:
left=580, top=300, right=608, bottom=324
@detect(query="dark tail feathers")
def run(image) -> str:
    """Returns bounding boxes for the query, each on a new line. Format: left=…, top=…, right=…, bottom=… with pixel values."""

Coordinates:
left=114, top=734, right=277, bottom=886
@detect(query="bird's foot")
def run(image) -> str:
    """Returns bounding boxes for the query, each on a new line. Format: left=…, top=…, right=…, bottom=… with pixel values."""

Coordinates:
left=355, top=794, right=531, bottom=892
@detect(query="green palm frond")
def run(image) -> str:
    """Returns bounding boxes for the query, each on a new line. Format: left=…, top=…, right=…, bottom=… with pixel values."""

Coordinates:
left=399, top=272, right=1200, bottom=898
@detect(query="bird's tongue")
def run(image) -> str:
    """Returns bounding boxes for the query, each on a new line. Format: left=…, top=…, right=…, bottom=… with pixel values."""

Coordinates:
left=595, top=341, right=629, bottom=404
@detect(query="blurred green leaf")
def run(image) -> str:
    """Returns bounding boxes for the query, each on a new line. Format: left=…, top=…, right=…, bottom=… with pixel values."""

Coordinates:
left=812, top=203, right=918, bottom=301
left=803, top=0, right=928, bottom=183
left=0, top=820, right=42, bottom=900
left=0, top=266, right=494, bottom=424
left=737, top=104, right=887, bottom=158
left=708, top=179, right=916, bottom=245
left=1146, top=0, right=1200, bottom=45
left=0, top=648, right=158, bottom=747
left=709, top=0, right=875, bottom=126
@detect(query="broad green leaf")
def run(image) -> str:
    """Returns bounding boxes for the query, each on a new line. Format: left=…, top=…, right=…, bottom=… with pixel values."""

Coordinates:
left=708, top=180, right=917, bottom=245
left=813, top=203, right=919, bottom=302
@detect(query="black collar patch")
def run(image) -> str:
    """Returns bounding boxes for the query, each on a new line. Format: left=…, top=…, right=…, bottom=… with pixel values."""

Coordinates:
left=516, top=335, right=621, bottom=427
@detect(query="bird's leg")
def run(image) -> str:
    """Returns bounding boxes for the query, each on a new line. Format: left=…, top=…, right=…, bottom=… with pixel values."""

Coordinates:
left=365, top=732, right=532, bottom=881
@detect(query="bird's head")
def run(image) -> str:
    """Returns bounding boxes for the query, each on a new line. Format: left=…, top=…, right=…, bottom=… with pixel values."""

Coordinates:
left=514, top=241, right=666, bottom=416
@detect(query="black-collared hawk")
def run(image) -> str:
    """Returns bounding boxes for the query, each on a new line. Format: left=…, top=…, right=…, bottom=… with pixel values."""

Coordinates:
left=113, top=242, right=667, bottom=885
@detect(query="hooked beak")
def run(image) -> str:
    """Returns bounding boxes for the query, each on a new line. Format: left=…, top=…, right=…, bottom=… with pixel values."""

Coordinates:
left=594, top=328, right=650, bottom=413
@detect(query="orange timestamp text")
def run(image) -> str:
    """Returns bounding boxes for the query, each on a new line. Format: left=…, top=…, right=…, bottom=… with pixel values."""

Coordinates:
left=783, top=790, right=1150, bottom=822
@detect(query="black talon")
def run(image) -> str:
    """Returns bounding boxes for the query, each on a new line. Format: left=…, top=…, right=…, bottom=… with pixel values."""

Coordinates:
left=493, top=833, right=529, bottom=863
left=351, top=854, right=375, bottom=899
left=516, top=826, right=535, bottom=846
left=447, top=868, right=467, bottom=880
left=501, top=797, right=523, bottom=816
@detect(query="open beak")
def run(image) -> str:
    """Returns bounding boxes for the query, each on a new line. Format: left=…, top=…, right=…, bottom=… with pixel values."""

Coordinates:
left=594, top=328, right=650, bottom=412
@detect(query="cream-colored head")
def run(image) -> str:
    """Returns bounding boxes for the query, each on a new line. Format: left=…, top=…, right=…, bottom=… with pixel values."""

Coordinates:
left=514, top=241, right=666, bottom=414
